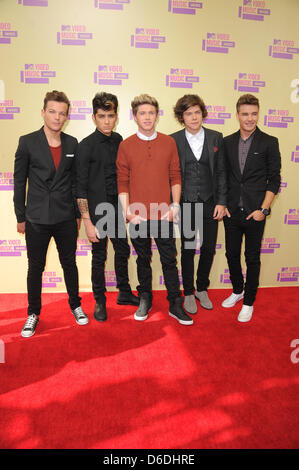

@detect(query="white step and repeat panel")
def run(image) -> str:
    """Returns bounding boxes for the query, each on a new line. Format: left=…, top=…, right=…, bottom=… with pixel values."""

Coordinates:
left=0, top=0, right=298, bottom=293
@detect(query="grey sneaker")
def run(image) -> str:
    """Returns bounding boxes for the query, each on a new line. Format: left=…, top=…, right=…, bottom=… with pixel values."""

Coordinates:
left=183, top=295, right=197, bottom=314
left=21, top=314, right=39, bottom=338
left=195, top=290, right=213, bottom=310
left=71, top=306, right=89, bottom=325
left=134, top=293, right=152, bottom=321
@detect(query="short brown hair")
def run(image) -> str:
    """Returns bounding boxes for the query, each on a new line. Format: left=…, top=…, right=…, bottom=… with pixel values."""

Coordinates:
left=131, top=94, right=159, bottom=115
left=174, top=94, right=208, bottom=124
left=93, top=92, right=118, bottom=115
left=43, top=90, right=70, bottom=113
left=236, top=94, right=259, bottom=112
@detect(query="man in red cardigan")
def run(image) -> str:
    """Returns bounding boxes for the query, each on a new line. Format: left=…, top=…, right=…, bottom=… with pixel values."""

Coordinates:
left=117, top=94, right=193, bottom=325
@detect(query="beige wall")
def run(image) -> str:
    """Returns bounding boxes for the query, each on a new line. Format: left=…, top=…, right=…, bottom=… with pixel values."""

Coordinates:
left=1, top=0, right=298, bottom=293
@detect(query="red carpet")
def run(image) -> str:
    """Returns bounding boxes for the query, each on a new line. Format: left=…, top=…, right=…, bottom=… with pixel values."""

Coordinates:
left=0, top=287, right=299, bottom=449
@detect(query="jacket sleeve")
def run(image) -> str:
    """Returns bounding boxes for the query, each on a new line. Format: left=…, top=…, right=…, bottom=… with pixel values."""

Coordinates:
left=71, top=138, right=81, bottom=218
left=266, top=136, right=281, bottom=194
left=76, top=138, right=91, bottom=200
left=215, top=133, right=227, bottom=206
left=13, top=136, right=29, bottom=223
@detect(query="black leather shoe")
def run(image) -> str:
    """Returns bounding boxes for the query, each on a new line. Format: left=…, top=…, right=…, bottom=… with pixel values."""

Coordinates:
left=94, top=302, right=107, bottom=322
left=117, top=291, right=140, bottom=306
left=169, top=297, right=193, bottom=325
left=134, top=292, right=152, bottom=321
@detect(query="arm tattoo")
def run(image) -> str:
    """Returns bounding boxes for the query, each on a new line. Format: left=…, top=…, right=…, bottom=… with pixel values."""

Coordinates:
left=77, top=198, right=89, bottom=215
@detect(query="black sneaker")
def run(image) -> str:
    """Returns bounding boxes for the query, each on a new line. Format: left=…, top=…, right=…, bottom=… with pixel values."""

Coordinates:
left=169, top=297, right=193, bottom=325
left=21, top=314, right=39, bottom=338
left=71, top=306, right=89, bottom=325
left=94, top=302, right=107, bottom=322
left=134, top=292, right=152, bottom=321
left=117, top=291, right=140, bottom=306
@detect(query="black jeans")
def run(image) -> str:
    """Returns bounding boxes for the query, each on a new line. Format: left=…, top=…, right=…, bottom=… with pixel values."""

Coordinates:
left=180, top=199, right=218, bottom=295
left=25, top=219, right=81, bottom=315
left=224, top=208, right=266, bottom=306
left=92, top=198, right=131, bottom=303
left=129, top=220, right=181, bottom=302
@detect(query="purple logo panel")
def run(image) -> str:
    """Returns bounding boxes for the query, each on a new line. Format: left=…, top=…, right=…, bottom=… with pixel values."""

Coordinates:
left=0, top=23, right=18, bottom=44
left=166, top=68, right=199, bottom=89
left=264, top=109, right=294, bottom=129
left=0, top=171, right=14, bottom=190
left=131, top=28, right=166, bottom=50
left=57, top=25, right=93, bottom=46
left=269, top=39, right=299, bottom=60
left=261, top=237, right=280, bottom=254
left=76, top=239, right=92, bottom=256
left=94, top=65, right=129, bottom=86
left=95, top=0, right=130, bottom=10
left=277, top=267, right=299, bottom=283
left=291, top=146, right=299, bottom=163
left=234, top=73, right=265, bottom=93
left=205, top=105, right=231, bottom=125
left=69, top=101, right=92, bottom=121
left=0, top=239, right=26, bottom=256
left=168, top=0, right=203, bottom=15
left=203, top=33, right=235, bottom=54
left=20, top=64, right=56, bottom=84
left=284, top=209, right=299, bottom=225
left=18, top=0, right=48, bottom=6
left=238, top=0, right=270, bottom=21
left=0, top=101, right=20, bottom=120
left=42, top=272, right=62, bottom=288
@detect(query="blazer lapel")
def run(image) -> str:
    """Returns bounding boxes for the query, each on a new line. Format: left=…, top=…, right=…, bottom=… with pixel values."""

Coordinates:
left=51, top=132, right=67, bottom=186
left=203, top=127, right=215, bottom=174
left=230, top=131, right=242, bottom=181
left=38, top=127, right=56, bottom=173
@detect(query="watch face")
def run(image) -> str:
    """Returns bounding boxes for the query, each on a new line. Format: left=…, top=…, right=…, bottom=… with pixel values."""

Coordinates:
left=262, top=208, right=270, bottom=216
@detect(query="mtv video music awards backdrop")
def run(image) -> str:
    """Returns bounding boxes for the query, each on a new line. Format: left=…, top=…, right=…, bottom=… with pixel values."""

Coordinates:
left=0, top=0, right=298, bottom=294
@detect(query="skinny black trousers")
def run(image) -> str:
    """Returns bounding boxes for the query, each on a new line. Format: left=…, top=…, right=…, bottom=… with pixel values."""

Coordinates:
left=25, top=219, right=81, bottom=315
left=223, top=208, right=266, bottom=306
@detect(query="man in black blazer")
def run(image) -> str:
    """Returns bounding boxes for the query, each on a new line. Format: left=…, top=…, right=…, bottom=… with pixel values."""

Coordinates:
left=14, top=90, right=88, bottom=338
left=171, top=94, right=227, bottom=314
left=222, top=94, right=281, bottom=322
left=76, top=92, right=139, bottom=322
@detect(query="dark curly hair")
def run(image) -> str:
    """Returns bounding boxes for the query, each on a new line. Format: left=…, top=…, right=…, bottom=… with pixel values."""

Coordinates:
left=173, top=94, right=208, bottom=124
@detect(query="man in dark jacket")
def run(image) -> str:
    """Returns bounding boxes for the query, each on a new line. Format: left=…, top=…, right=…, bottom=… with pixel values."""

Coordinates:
left=14, top=90, right=88, bottom=338
left=76, top=92, right=138, bottom=322
left=222, top=94, right=281, bottom=322
left=171, top=94, right=227, bottom=314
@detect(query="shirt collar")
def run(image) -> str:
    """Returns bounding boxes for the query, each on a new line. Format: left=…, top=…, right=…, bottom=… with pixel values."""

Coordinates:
left=137, top=130, right=157, bottom=141
left=185, top=127, right=205, bottom=141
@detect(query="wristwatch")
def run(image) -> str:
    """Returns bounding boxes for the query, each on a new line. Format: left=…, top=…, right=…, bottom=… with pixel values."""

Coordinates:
left=259, top=207, right=271, bottom=216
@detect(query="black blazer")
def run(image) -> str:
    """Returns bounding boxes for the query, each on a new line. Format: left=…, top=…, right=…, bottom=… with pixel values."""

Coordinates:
left=170, top=126, right=227, bottom=205
left=13, top=127, right=80, bottom=224
left=76, top=129, right=122, bottom=225
left=223, top=126, right=281, bottom=213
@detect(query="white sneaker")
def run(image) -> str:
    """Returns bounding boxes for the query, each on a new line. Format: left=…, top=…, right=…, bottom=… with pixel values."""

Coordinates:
left=222, top=291, right=244, bottom=308
left=238, top=305, right=253, bottom=323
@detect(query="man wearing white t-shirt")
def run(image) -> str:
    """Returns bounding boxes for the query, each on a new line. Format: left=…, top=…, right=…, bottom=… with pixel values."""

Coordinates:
left=171, top=94, right=227, bottom=314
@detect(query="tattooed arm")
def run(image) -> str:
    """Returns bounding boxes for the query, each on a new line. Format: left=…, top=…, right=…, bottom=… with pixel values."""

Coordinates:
left=77, top=198, right=99, bottom=243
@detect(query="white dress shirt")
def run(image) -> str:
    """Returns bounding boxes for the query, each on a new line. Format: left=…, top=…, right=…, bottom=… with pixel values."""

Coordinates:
left=185, top=127, right=205, bottom=161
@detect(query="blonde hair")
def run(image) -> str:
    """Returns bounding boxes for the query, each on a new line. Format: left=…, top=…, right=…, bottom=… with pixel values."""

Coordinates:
left=131, top=94, right=159, bottom=115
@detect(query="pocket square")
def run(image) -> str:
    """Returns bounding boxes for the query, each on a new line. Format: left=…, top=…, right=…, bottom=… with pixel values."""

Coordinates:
left=66, top=154, right=74, bottom=157
left=213, top=146, right=218, bottom=152
left=253, top=152, right=259, bottom=155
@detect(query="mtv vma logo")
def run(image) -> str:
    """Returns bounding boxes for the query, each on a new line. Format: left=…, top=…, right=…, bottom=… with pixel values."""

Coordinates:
left=234, top=73, right=265, bottom=93
left=94, top=0, right=130, bottom=10
left=269, top=39, right=299, bottom=60
left=0, top=22, right=18, bottom=44
left=57, top=25, right=93, bottom=46
left=220, top=268, right=246, bottom=284
left=0, top=239, right=26, bottom=256
left=18, top=0, right=48, bottom=6
left=69, top=101, right=92, bottom=121
left=94, top=65, right=129, bottom=86
left=131, top=28, right=166, bottom=49
left=205, top=105, right=231, bottom=125
left=277, top=267, right=299, bottom=283
left=264, top=109, right=294, bottom=129
left=0, top=100, right=20, bottom=120
left=284, top=209, right=299, bottom=225
left=166, top=67, right=199, bottom=89
left=291, top=146, right=299, bottom=163
left=105, top=270, right=117, bottom=287
left=202, top=33, right=235, bottom=54
left=261, top=237, right=280, bottom=254
left=76, top=239, right=92, bottom=256
left=238, top=0, right=270, bottom=21
left=278, top=178, right=287, bottom=193
left=168, top=1, right=203, bottom=15
left=0, top=171, right=14, bottom=190
left=20, top=64, right=56, bottom=84
left=42, top=272, right=62, bottom=288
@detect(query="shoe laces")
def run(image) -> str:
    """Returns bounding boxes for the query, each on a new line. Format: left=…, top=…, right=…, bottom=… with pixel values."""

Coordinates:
left=72, top=306, right=86, bottom=320
left=24, top=315, right=38, bottom=329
